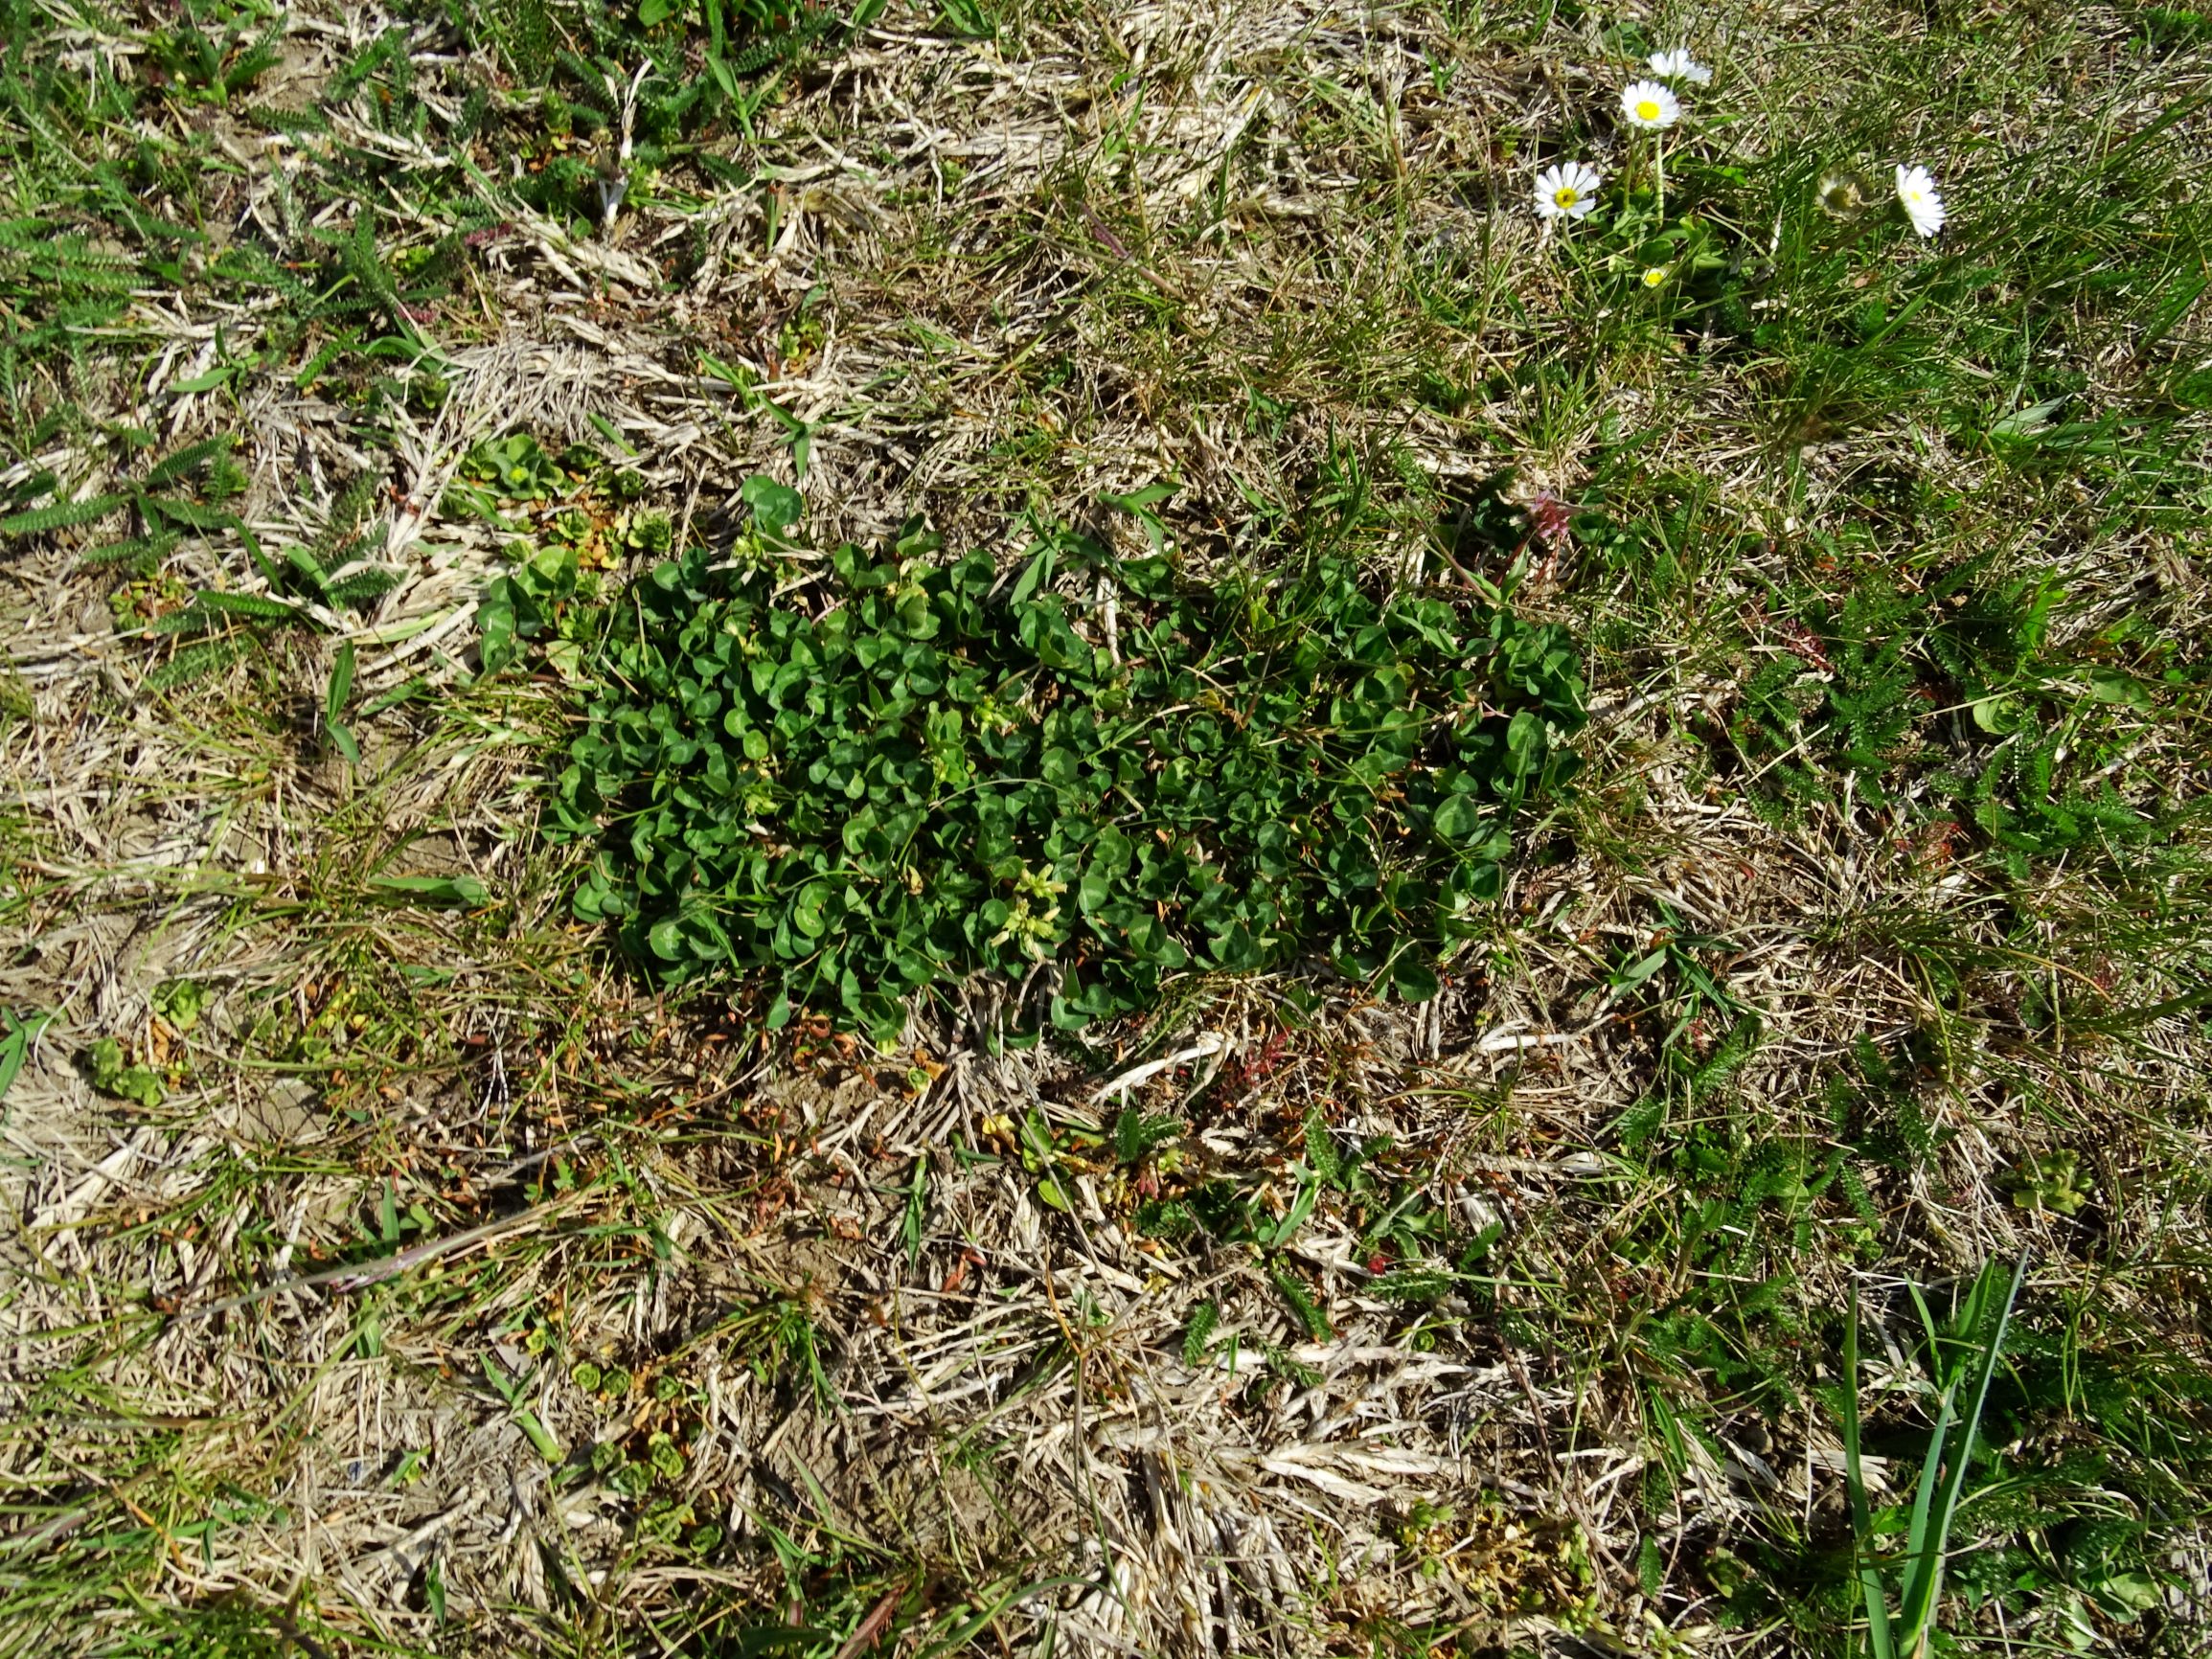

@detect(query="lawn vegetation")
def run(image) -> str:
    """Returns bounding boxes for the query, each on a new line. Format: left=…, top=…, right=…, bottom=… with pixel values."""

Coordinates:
left=1, top=1, right=2209, bottom=1655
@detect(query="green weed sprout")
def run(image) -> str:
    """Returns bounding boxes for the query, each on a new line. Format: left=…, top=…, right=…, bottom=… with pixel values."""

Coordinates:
left=2011, top=1150, right=2091, bottom=1216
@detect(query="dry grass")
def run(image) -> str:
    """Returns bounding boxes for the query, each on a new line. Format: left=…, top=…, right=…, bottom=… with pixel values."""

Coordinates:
left=3, top=0, right=2212, bottom=1654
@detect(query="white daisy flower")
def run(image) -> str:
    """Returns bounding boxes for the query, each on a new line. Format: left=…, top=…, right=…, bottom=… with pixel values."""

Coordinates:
left=1641, top=264, right=1670, bottom=288
left=1533, top=160, right=1603, bottom=222
left=1648, top=48, right=1712, bottom=85
left=1816, top=170, right=1877, bottom=218
left=1894, top=163, right=1947, bottom=238
left=1621, top=80, right=1682, bottom=130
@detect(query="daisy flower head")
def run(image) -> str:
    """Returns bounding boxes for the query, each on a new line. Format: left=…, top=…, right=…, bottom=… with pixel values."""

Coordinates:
left=1621, top=80, right=1682, bottom=130
left=1894, top=164, right=1946, bottom=238
left=1816, top=169, right=1877, bottom=219
left=1533, top=160, right=1603, bottom=222
left=1647, top=48, right=1712, bottom=85
left=1640, top=264, right=1669, bottom=288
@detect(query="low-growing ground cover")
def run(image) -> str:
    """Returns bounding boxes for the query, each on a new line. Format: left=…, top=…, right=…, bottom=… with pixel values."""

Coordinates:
left=1, top=1, right=2210, bottom=1655
left=556, top=512, right=1584, bottom=1032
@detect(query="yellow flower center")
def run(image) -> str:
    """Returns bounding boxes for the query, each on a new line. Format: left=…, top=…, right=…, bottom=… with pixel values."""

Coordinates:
left=1635, top=100, right=1662, bottom=122
left=1553, top=186, right=1579, bottom=207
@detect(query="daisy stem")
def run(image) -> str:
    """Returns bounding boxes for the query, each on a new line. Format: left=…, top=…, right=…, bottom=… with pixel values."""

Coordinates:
left=1654, top=133, right=1667, bottom=220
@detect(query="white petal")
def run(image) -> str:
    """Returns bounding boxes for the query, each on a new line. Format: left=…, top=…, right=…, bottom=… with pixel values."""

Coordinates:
left=1894, top=165, right=1947, bottom=237
left=1534, top=161, right=1603, bottom=222
left=1620, top=80, right=1681, bottom=128
left=1648, top=49, right=1712, bottom=84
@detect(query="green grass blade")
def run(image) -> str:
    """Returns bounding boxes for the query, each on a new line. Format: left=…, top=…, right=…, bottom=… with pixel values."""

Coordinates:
left=1896, top=1382, right=1958, bottom=1650
left=915, top=1574, right=1092, bottom=1659
left=326, top=640, right=355, bottom=730
left=1897, top=1254, right=2028, bottom=1648
left=0, top=1010, right=50, bottom=1107
left=1841, top=1282, right=1898, bottom=1659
